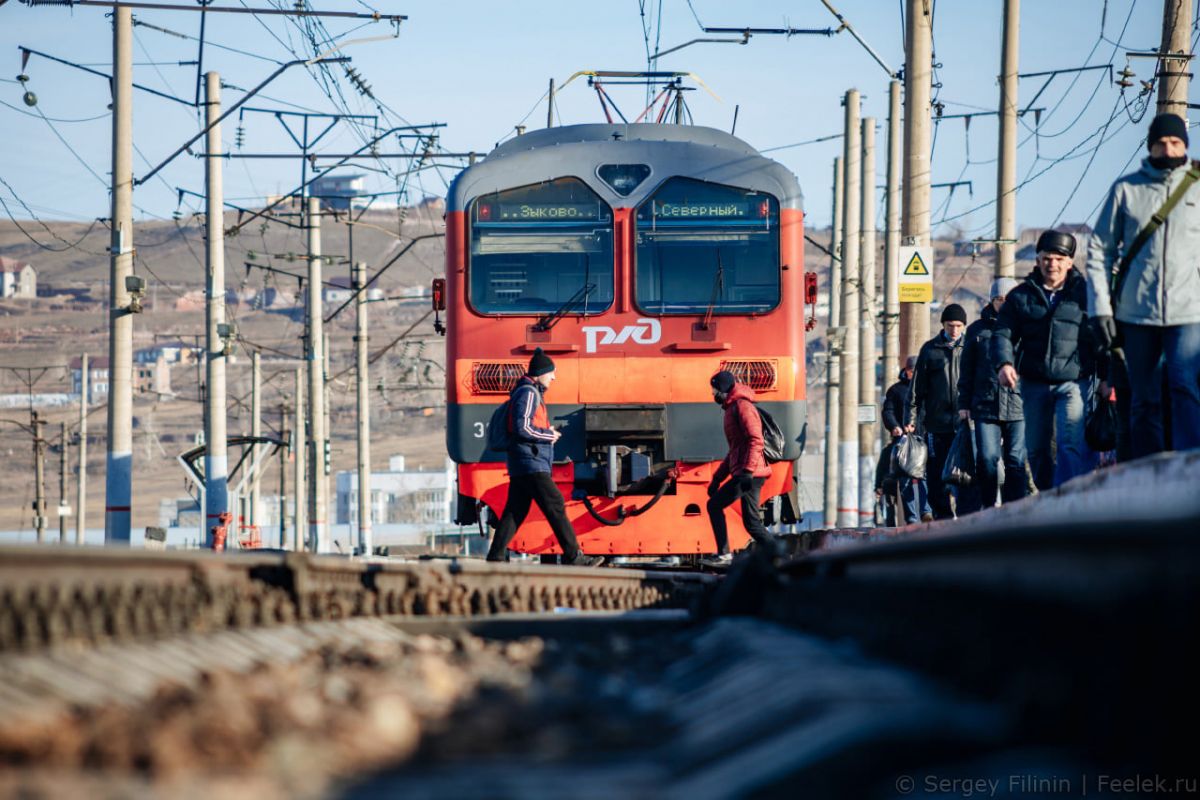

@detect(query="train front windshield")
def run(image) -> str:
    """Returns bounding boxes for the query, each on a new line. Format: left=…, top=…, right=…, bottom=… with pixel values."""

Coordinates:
left=635, top=177, right=780, bottom=315
left=469, top=178, right=615, bottom=315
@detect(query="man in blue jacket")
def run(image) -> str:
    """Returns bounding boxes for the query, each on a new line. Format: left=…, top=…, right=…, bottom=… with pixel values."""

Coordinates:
left=486, top=348, right=603, bottom=565
left=1087, top=113, right=1200, bottom=456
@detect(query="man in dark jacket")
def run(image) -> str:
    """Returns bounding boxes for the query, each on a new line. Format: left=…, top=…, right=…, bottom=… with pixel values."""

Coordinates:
left=906, top=304, right=980, bottom=519
left=883, top=356, right=930, bottom=523
left=486, top=348, right=602, bottom=565
left=706, top=371, right=776, bottom=562
left=959, top=278, right=1028, bottom=509
left=993, top=230, right=1098, bottom=490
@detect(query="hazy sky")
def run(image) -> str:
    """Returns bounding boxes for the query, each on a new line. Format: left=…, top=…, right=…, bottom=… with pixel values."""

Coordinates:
left=0, top=0, right=1178, bottom=238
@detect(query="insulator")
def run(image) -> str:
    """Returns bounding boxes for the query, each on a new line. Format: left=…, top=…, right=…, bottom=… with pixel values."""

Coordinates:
left=235, top=125, right=245, bottom=149
left=22, top=0, right=75, bottom=6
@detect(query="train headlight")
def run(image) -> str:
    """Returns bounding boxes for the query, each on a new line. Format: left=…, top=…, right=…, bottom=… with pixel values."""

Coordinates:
left=597, top=164, right=651, bottom=197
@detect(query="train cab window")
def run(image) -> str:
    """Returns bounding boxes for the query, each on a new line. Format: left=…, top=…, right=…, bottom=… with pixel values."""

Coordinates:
left=634, top=177, right=780, bottom=314
left=469, top=178, right=614, bottom=315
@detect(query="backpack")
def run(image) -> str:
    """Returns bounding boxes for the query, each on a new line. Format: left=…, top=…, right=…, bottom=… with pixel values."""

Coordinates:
left=757, top=406, right=786, bottom=463
left=486, top=400, right=513, bottom=451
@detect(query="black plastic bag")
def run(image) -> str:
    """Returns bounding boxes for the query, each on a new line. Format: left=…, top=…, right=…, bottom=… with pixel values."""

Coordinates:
left=892, top=433, right=928, bottom=480
left=757, top=406, right=786, bottom=462
left=1086, top=389, right=1119, bottom=452
left=941, top=421, right=976, bottom=487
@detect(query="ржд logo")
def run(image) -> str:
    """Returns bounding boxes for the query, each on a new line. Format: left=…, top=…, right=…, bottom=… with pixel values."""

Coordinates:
left=581, top=318, right=661, bottom=353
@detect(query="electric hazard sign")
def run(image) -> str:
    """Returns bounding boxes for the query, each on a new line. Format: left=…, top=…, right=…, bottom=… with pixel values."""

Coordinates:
left=897, top=246, right=934, bottom=303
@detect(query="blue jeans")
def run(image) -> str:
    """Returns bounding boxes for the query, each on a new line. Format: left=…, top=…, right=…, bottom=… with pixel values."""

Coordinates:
left=900, top=476, right=931, bottom=523
left=975, top=418, right=1028, bottom=507
left=1121, top=322, right=1200, bottom=457
left=1022, top=378, right=1095, bottom=490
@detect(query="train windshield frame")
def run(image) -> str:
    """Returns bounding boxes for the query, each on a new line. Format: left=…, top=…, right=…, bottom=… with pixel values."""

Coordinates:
left=634, top=177, right=781, bottom=316
left=468, top=177, right=615, bottom=316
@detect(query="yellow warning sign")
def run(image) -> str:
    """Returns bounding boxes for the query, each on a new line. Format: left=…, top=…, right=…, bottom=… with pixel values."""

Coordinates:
left=903, top=252, right=930, bottom=276
left=897, top=245, right=934, bottom=304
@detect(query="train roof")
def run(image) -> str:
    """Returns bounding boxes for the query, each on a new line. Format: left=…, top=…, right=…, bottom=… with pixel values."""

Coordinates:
left=446, top=123, right=803, bottom=213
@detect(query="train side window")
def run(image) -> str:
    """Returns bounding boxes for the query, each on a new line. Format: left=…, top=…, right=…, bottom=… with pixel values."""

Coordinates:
left=634, top=177, right=780, bottom=315
left=468, top=177, right=615, bottom=316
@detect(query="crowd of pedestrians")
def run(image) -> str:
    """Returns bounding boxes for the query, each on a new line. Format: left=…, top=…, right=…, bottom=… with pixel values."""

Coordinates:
left=876, top=113, right=1200, bottom=524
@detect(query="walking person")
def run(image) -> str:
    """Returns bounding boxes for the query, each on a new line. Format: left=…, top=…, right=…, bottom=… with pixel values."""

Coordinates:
left=884, top=356, right=931, bottom=523
left=905, top=304, right=980, bottom=519
left=993, top=230, right=1099, bottom=490
left=958, top=278, right=1028, bottom=509
left=705, top=371, right=776, bottom=563
left=1086, top=113, right=1200, bottom=457
left=486, top=348, right=602, bottom=566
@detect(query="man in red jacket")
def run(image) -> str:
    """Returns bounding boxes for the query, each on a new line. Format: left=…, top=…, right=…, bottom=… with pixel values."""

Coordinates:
left=706, top=371, right=776, bottom=563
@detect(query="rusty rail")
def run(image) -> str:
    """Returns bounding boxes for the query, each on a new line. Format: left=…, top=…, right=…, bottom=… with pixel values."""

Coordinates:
left=0, top=547, right=714, bottom=653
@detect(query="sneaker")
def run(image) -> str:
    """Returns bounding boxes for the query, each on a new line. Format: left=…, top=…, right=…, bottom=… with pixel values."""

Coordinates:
left=701, top=553, right=733, bottom=567
left=920, top=513, right=934, bottom=522
left=567, top=553, right=605, bottom=567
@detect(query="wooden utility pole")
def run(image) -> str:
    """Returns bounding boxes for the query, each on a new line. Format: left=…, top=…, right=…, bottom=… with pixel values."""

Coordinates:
left=858, top=116, right=878, bottom=527
left=76, top=352, right=88, bottom=545
left=33, top=411, right=46, bottom=544
left=883, top=80, right=903, bottom=400
left=823, top=157, right=844, bottom=529
left=1157, top=0, right=1194, bottom=119
left=996, top=0, right=1020, bottom=279
left=59, top=421, right=69, bottom=543
left=838, top=88, right=862, bottom=529
left=901, top=0, right=934, bottom=361
left=354, top=261, right=372, bottom=556
left=105, top=5, right=134, bottom=544
left=294, top=367, right=306, bottom=551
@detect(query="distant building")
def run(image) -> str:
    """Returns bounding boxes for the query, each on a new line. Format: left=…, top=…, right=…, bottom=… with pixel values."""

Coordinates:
left=311, top=174, right=366, bottom=211
left=0, top=256, right=36, bottom=298
left=324, top=275, right=384, bottom=305
left=71, top=355, right=171, bottom=398
left=335, top=455, right=455, bottom=526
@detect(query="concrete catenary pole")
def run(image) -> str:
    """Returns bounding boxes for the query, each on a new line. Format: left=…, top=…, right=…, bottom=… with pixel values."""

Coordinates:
left=306, top=197, right=329, bottom=553
left=76, top=353, right=88, bottom=545
left=901, top=0, right=934, bottom=362
left=996, top=0, right=1020, bottom=279
left=858, top=116, right=879, bottom=527
left=1158, top=0, right=1194, bottom=119
left=59, top=421, right=68, bottom=543
left=355, top=261, right=372, bottom=556
left=823, top=157, right=844, bottom=528
left=250, top=350, right=262, bottom=529
left=105, top=5, right=134, bottom=545
left=203, top=71, right=228, bottom=547
left=293, top=368, right=306, bottom=551
left=33, top=411, right=46, bottom=544
left=883, top=80, right=903, bottom=391
left=838, top=88, right=862, bottom=529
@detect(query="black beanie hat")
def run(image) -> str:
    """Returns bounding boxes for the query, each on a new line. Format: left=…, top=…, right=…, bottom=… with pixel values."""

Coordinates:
left=940, top=303, right=967, bottom=324
left=1035, top=229, right=1077, bottom=258
left=1147, top=113, right=1189, bottom=150
left=528, top=347, right=555, bottom=377
left=710, top=370, right=736, bottom=393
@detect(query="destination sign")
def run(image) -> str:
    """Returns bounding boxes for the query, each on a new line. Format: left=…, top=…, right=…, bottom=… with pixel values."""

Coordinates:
left=478, top=203, right=604, bottom=222
left=649, top=199, right=769, bottom=219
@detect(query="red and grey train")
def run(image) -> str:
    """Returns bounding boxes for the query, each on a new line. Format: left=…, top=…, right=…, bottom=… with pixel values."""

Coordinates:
left=441, top=123, right=811, bottom=556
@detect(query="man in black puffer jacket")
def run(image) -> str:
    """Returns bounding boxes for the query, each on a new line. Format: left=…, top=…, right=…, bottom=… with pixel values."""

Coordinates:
left=992, top=230, right=1098, bottom=490
left=906, top=304, right=980, bottom=519
left=959, top=278, right=1028, bottom=509
left=882, top=356, right=917, bottom=438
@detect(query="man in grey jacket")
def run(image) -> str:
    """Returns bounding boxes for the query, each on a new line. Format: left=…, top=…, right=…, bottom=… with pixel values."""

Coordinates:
left=1086, top=113, right=1200, bottom=456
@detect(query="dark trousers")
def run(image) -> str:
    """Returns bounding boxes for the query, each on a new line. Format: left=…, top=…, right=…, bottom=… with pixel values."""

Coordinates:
left=706, top=475, right=770, bottom=554
left=925, top=432, right=956, bottom=520
left=1122, top=322, right=1200, bottom=457
left=487, top=472, right=580, bottom=562
left=975, top=418, right=1029, bottom=508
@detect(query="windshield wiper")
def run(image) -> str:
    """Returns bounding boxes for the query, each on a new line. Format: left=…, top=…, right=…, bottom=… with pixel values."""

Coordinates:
left=534, top=282, right=597, bottom=332
left=700, top=250, right=725, bottom=330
